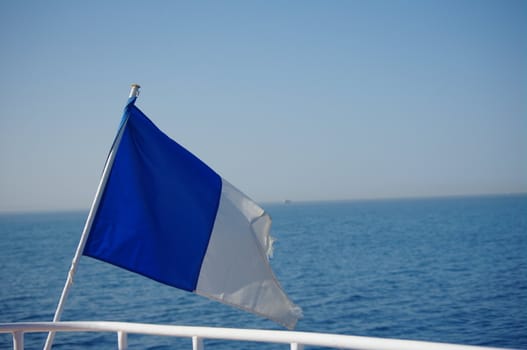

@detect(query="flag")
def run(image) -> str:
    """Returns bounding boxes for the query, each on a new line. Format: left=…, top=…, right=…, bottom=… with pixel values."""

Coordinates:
left=83, top=97, right=302, bottom=329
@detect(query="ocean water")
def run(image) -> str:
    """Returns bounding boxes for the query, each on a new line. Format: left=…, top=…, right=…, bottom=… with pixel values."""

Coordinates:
left=1, top=195, right=526, bottom=349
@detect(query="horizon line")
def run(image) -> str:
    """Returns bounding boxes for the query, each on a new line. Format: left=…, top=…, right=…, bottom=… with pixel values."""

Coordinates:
left=1, top=191, right=526, bottom=215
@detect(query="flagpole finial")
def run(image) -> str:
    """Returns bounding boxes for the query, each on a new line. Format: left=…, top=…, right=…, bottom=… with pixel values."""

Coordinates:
left=129, top=84, right=141, bottom=98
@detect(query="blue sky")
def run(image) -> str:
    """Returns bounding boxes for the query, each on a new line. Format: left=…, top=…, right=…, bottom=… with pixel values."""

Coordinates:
left=0, top=0, right=525, bottom=212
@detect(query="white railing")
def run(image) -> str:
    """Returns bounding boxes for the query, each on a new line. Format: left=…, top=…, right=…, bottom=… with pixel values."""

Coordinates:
left=0, top=321, right=513, bottom=350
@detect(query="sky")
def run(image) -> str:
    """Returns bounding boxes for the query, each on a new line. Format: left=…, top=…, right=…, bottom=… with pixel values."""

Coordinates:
left=0, top=0, right=525, bottom=212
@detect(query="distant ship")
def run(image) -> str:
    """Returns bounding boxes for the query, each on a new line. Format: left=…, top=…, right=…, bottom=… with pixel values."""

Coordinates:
left=284, top=199, right=292, bottom=204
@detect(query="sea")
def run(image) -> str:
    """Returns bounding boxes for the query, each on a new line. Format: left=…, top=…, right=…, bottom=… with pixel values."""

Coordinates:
left=1, top=195, right=526, bottom=350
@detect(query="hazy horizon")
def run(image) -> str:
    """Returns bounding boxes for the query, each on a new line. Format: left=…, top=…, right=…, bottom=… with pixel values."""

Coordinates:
left=1, top=192, right=526, bottom=215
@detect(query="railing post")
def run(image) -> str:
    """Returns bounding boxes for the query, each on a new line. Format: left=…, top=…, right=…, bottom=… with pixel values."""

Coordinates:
left=192, top=336, right=204, bottom=350
left=117, top=331, right=127, bottom=350
left=13, top=331, right=23, bottom=350
left=290, top=342, right=304, bottom=350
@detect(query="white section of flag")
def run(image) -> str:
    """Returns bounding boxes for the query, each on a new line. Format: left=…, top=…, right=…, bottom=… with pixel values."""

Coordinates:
left=196, top=179, right=302, bottom=329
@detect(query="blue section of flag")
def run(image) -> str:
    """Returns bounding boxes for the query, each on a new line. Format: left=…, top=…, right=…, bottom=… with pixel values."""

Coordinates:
left=83, top=102, right=222, bottom=291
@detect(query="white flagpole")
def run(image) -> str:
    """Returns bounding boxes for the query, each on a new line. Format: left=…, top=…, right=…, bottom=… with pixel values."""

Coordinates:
left=44, top=84, right=141, bottom=350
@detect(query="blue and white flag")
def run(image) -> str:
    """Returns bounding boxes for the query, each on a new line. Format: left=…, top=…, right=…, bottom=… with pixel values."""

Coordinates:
left=83, top=97, right=301, bottom=329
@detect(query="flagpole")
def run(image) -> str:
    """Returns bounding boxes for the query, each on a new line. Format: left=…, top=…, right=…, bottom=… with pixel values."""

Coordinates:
left=129, top=83, right=140, bottom=99
left=44, top=84, right=141, bottom=350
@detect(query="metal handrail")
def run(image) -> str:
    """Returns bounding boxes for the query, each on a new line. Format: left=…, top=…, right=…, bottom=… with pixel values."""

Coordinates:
left=0, top=321, right=513, bottom=350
